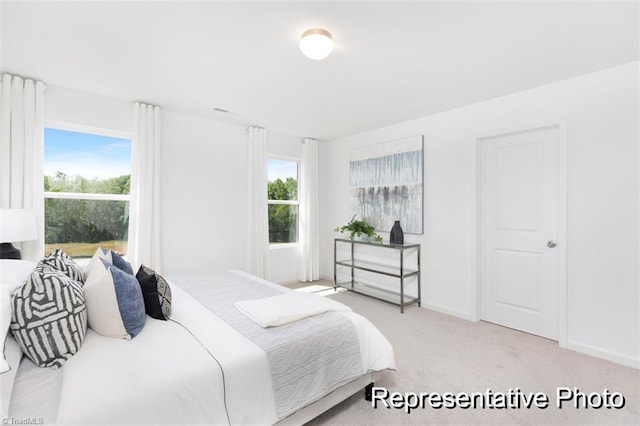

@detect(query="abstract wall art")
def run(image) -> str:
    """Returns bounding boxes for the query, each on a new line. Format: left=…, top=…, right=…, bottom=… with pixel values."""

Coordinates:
left=350, top=135, right=424, bottom=234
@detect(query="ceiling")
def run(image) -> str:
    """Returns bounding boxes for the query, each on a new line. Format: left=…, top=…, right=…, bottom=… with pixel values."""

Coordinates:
left=2, top=1, right=638, bottom=141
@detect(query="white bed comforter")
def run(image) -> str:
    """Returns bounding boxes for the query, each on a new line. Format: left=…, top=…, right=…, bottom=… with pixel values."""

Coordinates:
left=9, top=271, right=395, bottom=425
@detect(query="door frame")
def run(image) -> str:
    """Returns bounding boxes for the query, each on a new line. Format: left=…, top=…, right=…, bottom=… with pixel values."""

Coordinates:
left=471, top=119, right=568, bottom=348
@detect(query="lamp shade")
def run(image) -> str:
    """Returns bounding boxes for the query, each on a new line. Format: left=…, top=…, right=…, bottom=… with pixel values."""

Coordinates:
left=299, top=28, right=334, bottom=60
left=0, top=209, right=37, bottom=243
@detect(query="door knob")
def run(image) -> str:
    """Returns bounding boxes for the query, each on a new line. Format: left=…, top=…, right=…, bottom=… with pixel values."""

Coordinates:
left=547, top=241, right=557, bottom=248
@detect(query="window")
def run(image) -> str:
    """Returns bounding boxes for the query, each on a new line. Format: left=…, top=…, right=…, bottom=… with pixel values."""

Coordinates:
left=44, top=126, right=131, bottom=257
left=267, top=158, right=299, bottom=244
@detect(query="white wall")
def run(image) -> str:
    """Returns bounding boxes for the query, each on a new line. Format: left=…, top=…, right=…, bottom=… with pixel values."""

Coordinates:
left=0, top=0, right=4, bottom=73
left=45, top=86, right=302, bottom=281
left=319, top=62, right=639, bottom=367
left=46, top=86, right=131, bottom=132
left=162, top=116, right=302, bottom=281
left=161, top=110, right=248, bottom=275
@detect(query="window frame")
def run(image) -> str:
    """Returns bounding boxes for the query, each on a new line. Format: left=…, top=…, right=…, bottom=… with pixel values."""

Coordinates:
left=43, top=121, right=133, bottom=255
left=267, top=154, right=300, bottom=248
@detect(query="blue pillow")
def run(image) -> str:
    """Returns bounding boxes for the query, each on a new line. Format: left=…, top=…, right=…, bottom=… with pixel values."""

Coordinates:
left=110, top=251, right=134, bottom=275
left=100, top=259, right=145, bottom=338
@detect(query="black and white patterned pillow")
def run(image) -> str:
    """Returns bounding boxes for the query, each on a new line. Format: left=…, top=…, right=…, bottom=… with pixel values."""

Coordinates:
left=136, top=265, right=171, bottom=320
left=39, top=249, right=85, bottom=284
left=10, top=265, right=87, bottom=368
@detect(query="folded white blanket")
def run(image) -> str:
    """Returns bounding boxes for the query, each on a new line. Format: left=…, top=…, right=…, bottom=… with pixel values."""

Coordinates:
left=234, top=292, right=352, bottom=328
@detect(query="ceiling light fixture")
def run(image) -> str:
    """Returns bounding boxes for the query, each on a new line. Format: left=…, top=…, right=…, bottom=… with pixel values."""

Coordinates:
left=299, top=28, right=333, bottom=60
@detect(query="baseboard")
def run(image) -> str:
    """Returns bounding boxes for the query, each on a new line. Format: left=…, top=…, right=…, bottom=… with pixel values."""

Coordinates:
left=565, top=340, right=640, bottom=369
left=319, top=277, right=639, bottom=369
left=422, top=302, right=475, bottom=322
left=319, top=274, right=334, bottom=282
left=423, top=307, right=639, bottom=369
left=276, top=279, right=302, bottom=286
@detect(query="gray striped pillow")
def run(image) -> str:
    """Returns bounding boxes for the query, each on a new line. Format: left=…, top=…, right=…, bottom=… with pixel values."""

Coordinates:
left=39, top=249, right=85, bottom=284
left=10, top=265, right=87, bottom=369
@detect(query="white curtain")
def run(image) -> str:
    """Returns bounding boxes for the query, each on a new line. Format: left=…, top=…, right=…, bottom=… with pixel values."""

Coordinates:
left=298, top=138, right=320, bottom=282
left=245, top=126, right=270, bottom=279
left=0, top=74, right=45, bottom=260
left=128, top=102, right=162, bottom=271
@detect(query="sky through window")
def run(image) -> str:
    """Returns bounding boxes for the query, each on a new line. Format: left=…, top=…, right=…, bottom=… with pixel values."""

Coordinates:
left=44, top=128, right=131, bottom=179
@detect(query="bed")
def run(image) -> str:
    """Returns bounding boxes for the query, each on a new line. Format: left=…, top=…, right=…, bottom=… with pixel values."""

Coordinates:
left=2, top=260, right=395, bottom=425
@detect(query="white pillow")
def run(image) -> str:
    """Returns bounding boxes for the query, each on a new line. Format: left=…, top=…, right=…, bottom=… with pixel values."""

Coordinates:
left=84, top=253, right=129, bottom=339
left=1, top=260, right=37, bottom=373
left=83, top=251, right=146, bottom=339
left=94, top=247, right=112, bottom=263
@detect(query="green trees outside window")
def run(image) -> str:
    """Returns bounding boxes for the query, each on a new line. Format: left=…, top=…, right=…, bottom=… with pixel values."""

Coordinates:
left=267, top=159, right=299, bottom=244
left=44, top=127, right=132, bottom=257
left=44, top=173, right=130, bottom=257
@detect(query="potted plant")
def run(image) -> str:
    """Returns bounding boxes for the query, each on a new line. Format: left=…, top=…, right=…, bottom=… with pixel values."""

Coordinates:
left=334, top=215, right=383, bottom=243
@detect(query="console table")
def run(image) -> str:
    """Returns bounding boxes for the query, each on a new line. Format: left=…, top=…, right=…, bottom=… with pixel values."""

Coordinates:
left=333, top=238, right=421, bottom=313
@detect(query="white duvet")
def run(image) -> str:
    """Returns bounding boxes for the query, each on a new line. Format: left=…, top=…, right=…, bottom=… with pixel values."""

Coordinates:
left=9, top=271, right=396, bottom=425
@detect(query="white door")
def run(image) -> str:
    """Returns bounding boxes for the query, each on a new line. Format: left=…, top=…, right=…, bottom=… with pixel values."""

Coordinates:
left=480, top=126, right=559, bottom=340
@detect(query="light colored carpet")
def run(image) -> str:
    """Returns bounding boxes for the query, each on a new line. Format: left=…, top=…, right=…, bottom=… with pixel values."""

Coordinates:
left=287, top=281, right=640, bottom=425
